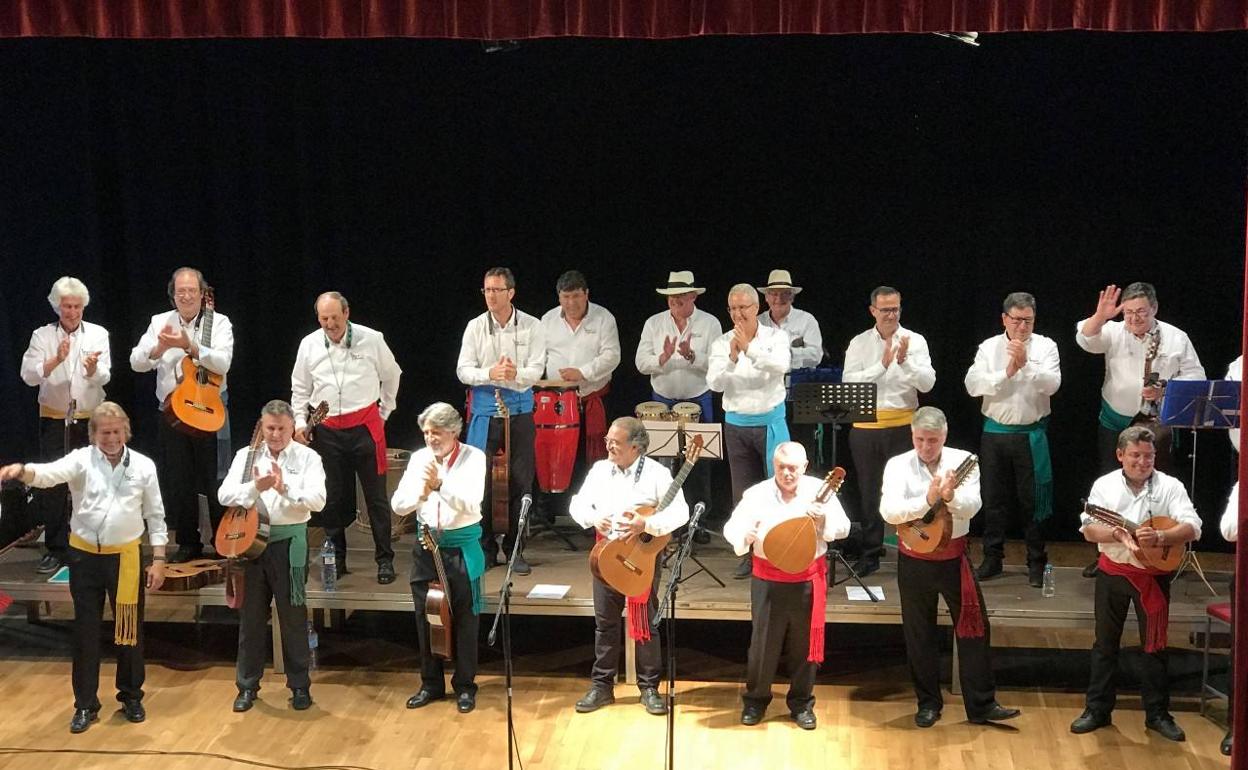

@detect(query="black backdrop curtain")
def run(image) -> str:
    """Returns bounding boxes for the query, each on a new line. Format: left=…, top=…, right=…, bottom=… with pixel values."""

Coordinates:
left=3, top=0, right=1248, bottom=38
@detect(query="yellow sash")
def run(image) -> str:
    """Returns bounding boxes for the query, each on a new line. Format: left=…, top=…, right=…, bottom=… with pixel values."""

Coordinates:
left=39, top=404, right=93, bottom=420
left=69, top=534, right=142, bottom=646
left=854, top=408, right=914, bottom=430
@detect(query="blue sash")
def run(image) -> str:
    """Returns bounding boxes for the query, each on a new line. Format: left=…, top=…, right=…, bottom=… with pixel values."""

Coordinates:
left=725, top=402, right=790, bottom=478
left=466, top=386, right=533, bottom=450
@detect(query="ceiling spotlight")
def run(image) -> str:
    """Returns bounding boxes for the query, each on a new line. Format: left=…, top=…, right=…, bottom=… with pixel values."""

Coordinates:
left=934, top=31, right=980, bottom=46
left=482, top=40, right=521, bottom=54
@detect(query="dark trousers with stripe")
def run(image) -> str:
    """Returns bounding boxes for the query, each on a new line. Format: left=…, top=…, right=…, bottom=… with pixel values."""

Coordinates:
left=897, top=553, right=997, bottom=718
left=158, top=416, right=224, bottom=550
left=591, top=572, right=662, bottom=691
left=313, top=424, right=393, bottom=566
left=67, top=547, right=145, bottom=709
left=744, top=577, right=817, bottom=713
left=33, top=416, right=88, bottom=556
left=237, top=539, right=311, bottom=693
left=848, top=425, right=913, bottom=558
left=979, top=431, right=1046, bottom=565
left=1086, top=570, right=1173, bottom=719
left=410, top=547, right=479, bottom=696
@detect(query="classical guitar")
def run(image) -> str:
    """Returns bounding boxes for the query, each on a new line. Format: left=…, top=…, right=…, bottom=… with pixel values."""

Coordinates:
left=214, top=419, right=271, bottom=561
left=157, top=558, right=226, bottom=592
left=589, top=435, right=704, bottom=597
left=896, top=454, right=978, bottom=555
left=1081, top=500, right=1183, bottom=572
left=418, top=524, right=454, bottom=660
left=305, top=400, right=329, bottom=444
left=762, top=467, right=846, bottom=574
left=165, top=287, right=226, bottom=435
left=490, top=389, right=511, bottom=543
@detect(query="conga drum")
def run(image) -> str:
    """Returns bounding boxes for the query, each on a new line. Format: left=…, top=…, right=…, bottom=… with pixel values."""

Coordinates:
left=671, top=401, right=702, bottom=424
left=534, top=382, right=580, bottom=493
left=635, top=401, right=671, bottom=421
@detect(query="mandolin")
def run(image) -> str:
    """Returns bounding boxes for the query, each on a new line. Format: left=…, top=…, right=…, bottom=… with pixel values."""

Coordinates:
left=589, top=435, right=704, bottom=597
left=418, top=524, right=454, bottom=660
left=164, top=287, right=227, bottom=435
left=214, top=418, right=271, bottom=560
left=762, top=467, right=846, bottom=574
left=1081, top=500, right=1184, bottom=572
left=490, top=389, right=511, bottom=542
left=305, top=400, right=329, bottom=444
left=896, top=454, right=978, bottom=555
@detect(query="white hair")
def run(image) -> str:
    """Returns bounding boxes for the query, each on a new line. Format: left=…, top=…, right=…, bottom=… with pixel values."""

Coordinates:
left=911, top=406, right=948, bottom=432
left=48, top=276, right=90, bottom=311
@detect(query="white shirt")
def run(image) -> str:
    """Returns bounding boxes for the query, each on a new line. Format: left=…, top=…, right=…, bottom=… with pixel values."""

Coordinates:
left=759, top=306, right=823, bottom=371
left=290, top=323, right=402, bottom=430
left=635, top=308, right=723, bottom=399
left=569, top=456, right=690, bottom=538
left=706, top=324, right=791, bottom=415
left=963, top=332, right=1062, bottom=424
left=1227, top=356, right=1242, bottom=452
left=130, top=309, right=234, bottom=404
left=457, top=308, right=547, bottom=392
left=1074, top=318, right=1204, bottom=418
left=27, top=446, right=168, bottom=548
left=391, top=443, right=486, bottom=532
left=1221, top=481, right=1240, bottom=542
left=843, top=325, right=936, bottom=411
left=1080, top=469, right=1201, bottom=569
left=880, top=447, right=982, bottom=543
left=217, top=441, right=327, bottom=526
left=722, top=474, right=850, bottom=560
left=539, top=302, right=621, bottom=397
left=20, top=320, right=112, bottom=413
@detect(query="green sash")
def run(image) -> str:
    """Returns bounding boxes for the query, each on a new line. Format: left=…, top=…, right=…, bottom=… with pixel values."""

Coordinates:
left=435, top=523, right=486, bottom=615
left=983, top=417, right=1053, bottom=522
left=269, top=523, right=308, bottom=606
left=1098, top=399, right=1134, bottom=433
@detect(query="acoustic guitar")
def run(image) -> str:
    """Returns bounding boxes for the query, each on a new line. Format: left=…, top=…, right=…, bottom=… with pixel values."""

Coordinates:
left=164, top=287, right=226, bottom=435
left=589, top=435, right=704, bottom=597
left=418, top=524, right=454, bottom=660
left=1081, top=500, right=1184, bottom=572
left=214, top=419, right=271, bottom=560
left=490, top=389, right=511, bottom=543
left=157, top=558, right=226, bottom=592
left=896, top=454, right=978, bottom=555
left=761, top=467, right=846, bottom=574
left=304, top=400, right=329, bottom=444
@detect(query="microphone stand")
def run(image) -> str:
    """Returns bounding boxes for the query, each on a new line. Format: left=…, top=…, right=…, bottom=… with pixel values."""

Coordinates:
left=488, top=494, right=531, bottom=770
left=651, top=501, right=705, bottom=770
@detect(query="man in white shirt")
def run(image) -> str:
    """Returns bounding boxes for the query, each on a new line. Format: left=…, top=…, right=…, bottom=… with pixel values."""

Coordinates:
left=964, top=292, right=1062, bottom=586
left=844, top=286, right=936, bottom=577
left=457, top=267, right=546, bottom=576
left=291, top=291, right=402, bottom=584
left=218, top=400, right=326, bottom=714
left=879, top=406, right=1019, bottom=729
left=392, top=402, right=488, bottom=715
left=722, top=442, right=849, bottom=729
left=130, top=267, right=233, bottom=564
left=569, top=417, right=689, bottom=716
left=757, top=270, right=826, bottom=470
left=21, top=277, right=111, bottom=574
left=708, top=283, right=792, bottom=578
left=1070, top=425, right=1201, bottom=742
left=1, top=402, right=167, bottom=734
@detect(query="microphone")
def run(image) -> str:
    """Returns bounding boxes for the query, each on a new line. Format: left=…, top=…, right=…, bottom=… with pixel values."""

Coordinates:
left=690, top=501, right=706, bottom=527
left=517, top=494, right=533, bottom=531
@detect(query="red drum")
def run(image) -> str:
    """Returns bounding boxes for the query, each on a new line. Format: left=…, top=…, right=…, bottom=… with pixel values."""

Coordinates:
left=534, top=384, right=580, bottom=493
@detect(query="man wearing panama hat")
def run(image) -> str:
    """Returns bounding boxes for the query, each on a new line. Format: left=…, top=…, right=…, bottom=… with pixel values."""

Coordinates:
left=757, top=269, right=826, bottom=474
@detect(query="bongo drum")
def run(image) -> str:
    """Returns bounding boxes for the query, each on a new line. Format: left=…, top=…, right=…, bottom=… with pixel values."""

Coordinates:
left=635, top=401, right=671, bottom=421
left=671, top=401, right=702, bottom=423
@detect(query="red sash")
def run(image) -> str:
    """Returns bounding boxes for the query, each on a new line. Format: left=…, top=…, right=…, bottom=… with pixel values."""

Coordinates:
left=581, top=384, right=610, bottom=464
left=902, top=536, right=985, bottom=639
left=1096, top=553, right=1170, bottom=653
left=323, top=402, right=387, bottom=475
left=752, top=555, right=828, bottom=663
left=594, top=530, right=652, bottom=643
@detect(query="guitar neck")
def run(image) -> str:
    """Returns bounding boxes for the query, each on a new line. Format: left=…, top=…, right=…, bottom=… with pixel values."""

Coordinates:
left=656, top=455, right=698, bottom=512
left=200, top=306, right=214, bottom=350
left=1084, top=503, right=1136, bottom=532
left=423, top=526, right=452, bottom=587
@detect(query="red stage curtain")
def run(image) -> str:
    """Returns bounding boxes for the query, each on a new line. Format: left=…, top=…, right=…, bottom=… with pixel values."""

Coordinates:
left=2, top=1, right=1246, bottom=39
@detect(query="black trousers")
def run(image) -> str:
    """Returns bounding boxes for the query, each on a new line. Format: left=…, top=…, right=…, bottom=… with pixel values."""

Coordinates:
left=237, top=539, right=311, bottom=693
left=725, top=422, right=769, bottom=507
left=1086, top=570, right=1174, bottom=718
left=848, top=425, right=913, bottom=558
left=744, top=577, right=818, bottom=713
left=591, top=572, right=662, bottom=691
left=482, top=412, right=536, bottom=554
left=979, top=431, right=1047, bottom=565
left=410, top=547, right=479, bottom=696
left=33, top=416, right=89, bottom=556
left=312, top=424, right=393, bottom=565
left=67, top=547, right=145, bottom=709
left=158, top=416, right=225, bottom=550
left=897, top=553, right=997, bottom=718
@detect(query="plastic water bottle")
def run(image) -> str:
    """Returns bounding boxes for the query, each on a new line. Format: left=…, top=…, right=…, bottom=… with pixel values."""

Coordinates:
left=1041, top=564, right=1056, bottom=598
left=320, top=539, right=337, bottom=592
left=307, top=620, right=319, bottom=670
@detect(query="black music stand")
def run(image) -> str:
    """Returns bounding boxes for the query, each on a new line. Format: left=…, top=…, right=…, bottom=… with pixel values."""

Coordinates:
left=792, top=382, right=880, bottom=600
left=645, top=419, right=726, bottom=588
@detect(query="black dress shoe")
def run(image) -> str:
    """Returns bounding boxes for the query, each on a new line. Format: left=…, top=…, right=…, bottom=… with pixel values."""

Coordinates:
left=377, top=560, right=396, bottom=585
left=1081, top=561, right=1100, bottom=578
left=121, top=699, right=146, bottom=723
left=575, top=687, right=614, bottom=713
left=512, top=555, right=532, bottom=577
left=335, top=561, right=350, bottom=579
left=1070, top=709, right=1111, bottom=734
left=914, top=708, right=941, bottom=728
left=457, top=692, right=476, bottom=714
left=976, top=557, right=1003, bottom=581
left=1144, top=714, right=1185, bottom=742
left=169, top=545, right=203, bottom=564
left=290, top=688, right=313, bottom=711
left=741, top=705, right=764, bottom=726
left=792, top=709, right=817, bottom=730
left=852, top=557, right=880, bottom=578
left=639, top=688, right=667, bottom=716
left=406, top=689, right=445, bottom=709
left=733, top=555, right=753, bottom=580
left=692, top=528, right=711, bottom=545
left=969, top=703, right=1020, bottom=724
left=233, top=690, right=257, bottom=712
left=1028, top=562, right=1046, bottom=589
left=69, top=707, right=98, bottom=734
left=1222, top=730, right=1233, bottom=756
left=36, top=553, right=62, bottom=574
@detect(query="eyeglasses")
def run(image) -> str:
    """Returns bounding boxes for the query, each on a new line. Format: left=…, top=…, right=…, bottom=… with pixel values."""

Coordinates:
left=173, top=289, right=200, bottom=298
left=481, top=288, right=510, bottom=295
left=1005, top=315, right=1035, bottom=326
left=727, top=305, right=757, bottom=313
left=1122, top=308, right=1153, bottom=319
left=873, top=307, right=901, bottom=315
left=603, top=437, right=625, bottom=448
